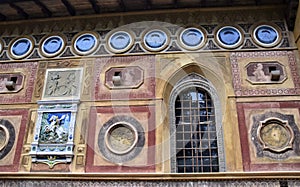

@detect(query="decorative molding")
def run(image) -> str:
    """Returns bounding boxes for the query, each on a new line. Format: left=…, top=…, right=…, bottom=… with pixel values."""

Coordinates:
left=0, top=179, right=285, bottom=186
left=81, top=60, right=94, bottom=99
left=34, top=62, right=47, bottom=99
left=0, top=19, right=291, bottom=62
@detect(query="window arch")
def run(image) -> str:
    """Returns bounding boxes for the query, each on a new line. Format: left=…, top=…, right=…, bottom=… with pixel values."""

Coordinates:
left=169, top=73, right=226, bottom=173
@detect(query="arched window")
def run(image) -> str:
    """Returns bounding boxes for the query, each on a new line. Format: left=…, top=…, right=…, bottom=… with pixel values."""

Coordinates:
left=169, top=73, right=226, bottom=173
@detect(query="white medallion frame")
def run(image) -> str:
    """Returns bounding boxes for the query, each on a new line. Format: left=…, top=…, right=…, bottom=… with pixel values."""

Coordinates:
left=141, top=28, right=170, bottom=52
left=8, top=36, right=35, bottom=60
left=106, top=30, right=134, bottom=54
left=0, top=124, right=10, bottom=151
left=39, top=34, right=66, bottom=58
left=178, top=27, right=207, bottom=51
left=257, top=118, right=294, bottom=153
left=0, top=39, right=3, bottom=55
left=104, top=121, right=138, bottom=155
left=72, top=31, right=100, bottom=56
left=215, top=25, right=244, bottom=49
left=252, top=23, right=282, bottom=48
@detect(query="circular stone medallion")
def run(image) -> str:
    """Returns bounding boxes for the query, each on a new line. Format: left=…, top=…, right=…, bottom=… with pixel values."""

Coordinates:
left=253, top=25, right=280, bottom=47
left=143, top=29, right=169, bottom=51
left=179, top=28, right=205, bottom=50
left=216, top=26, right=242, bottom=49
left=98, top=116, right=145, bottom=163
left=10, top=37, right=33, bottom=59
left=105, top=123, right=138, bottom=154
left=0, top=125, right=9, bottom=151
left=74, top=33, right=98, bottom=55
left=108, top=31, right=133, bottom=53
left=41, top=35, right=65, bottom=57
left=260, top=123, right=290, bottom=149
left=258, top=119, right=294, bottom=152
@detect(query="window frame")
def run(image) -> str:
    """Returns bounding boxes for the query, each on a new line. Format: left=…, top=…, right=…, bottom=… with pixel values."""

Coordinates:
left=169, top=73, right=226, bottom=172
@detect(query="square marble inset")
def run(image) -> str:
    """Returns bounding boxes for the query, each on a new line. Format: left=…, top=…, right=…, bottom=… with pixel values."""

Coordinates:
left=42, top=68, right=83, bottom=100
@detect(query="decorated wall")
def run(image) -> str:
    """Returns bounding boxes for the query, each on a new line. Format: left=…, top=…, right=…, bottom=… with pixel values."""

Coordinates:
left=0, top=5, right=299, bottom=184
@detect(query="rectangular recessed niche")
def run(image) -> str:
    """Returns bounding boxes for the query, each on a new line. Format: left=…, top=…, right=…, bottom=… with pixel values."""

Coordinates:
left=10, top=77, right=18, bottom=83
left=112, top=71, right=122, bottom=86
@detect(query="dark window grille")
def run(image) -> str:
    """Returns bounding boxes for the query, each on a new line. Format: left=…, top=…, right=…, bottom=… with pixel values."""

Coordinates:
left=175, top=87, right=219, bottom=173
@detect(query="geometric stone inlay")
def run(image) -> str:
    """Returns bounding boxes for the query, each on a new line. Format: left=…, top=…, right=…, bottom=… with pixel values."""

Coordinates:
left=0, top=119, right=15, bottom=160
left=258, top=118, right=294, bottom=153
left=251, top=112, right=300, bottom=160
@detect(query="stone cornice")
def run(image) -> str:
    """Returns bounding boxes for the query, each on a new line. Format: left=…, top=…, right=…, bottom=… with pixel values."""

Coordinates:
left=0, top=5, right=286, bottom=36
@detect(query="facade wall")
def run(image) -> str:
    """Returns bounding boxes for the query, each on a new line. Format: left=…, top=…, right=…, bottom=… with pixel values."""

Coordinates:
left=294, top=2, right=300, bottom=50
left=0, top=4, right=299, bottom=182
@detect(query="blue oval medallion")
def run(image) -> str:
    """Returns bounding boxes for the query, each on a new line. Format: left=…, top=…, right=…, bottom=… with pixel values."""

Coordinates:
left=181, top=28, right=204, bottom=47
left=12, top=38, right=32, bottom=56
left=43, top=36, right=63, bottom=55
left=144, top=30, right=167, bottom=49
left=109, top=31, right=131, bottom=50
left=0, top=41, right=3, bottom=53
left=75, top=34, right=96, bottom=52
left=217, top=26, right=241, bottom=46
left=255, top=25, right=278, bottom=45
